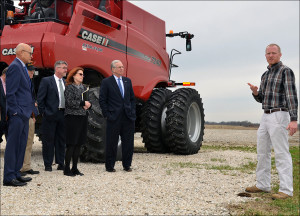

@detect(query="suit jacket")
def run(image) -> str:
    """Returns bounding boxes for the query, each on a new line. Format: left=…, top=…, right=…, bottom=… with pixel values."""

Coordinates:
left=6, top=58, right=35, bottom=120
left=37, top=75, right=65, bottom=118
left=65, top=84, right=88, bottom=116
left=99, top=75, right=136, bottom=122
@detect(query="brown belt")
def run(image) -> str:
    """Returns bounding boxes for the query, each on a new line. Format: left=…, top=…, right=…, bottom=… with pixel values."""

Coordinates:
left=264, top=108, right=288, bottom=114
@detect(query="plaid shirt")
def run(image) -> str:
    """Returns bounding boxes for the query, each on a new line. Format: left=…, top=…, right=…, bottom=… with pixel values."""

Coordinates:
left=253, top=61, right=298, bottom=121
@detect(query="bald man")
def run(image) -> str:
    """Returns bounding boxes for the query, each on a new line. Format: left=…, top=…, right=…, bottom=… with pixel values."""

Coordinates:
left=3, top=43, right=36, bottom=187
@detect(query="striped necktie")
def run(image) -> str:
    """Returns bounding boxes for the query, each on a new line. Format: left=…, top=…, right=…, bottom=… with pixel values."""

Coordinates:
left=117, top=78, right=124, bottom=97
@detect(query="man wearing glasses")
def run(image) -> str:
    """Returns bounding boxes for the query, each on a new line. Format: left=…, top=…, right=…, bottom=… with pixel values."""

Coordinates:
left=99, top=60, right=136, bottom=172
left=3, top=43, right=36, bottom=186
left=37, top=60, right=68, bottom=172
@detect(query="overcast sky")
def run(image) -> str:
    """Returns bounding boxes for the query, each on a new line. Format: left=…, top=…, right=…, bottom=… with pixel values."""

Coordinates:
left=130, top=0, right=299, bottom=123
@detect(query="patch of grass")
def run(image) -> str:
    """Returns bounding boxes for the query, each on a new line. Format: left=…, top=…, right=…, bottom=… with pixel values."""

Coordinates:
left=170, top=160, right=257, bottom=175
left=166, top=170, right=172, bottom=175
left=209, top=164, right=235, bottom=171
left=210, top=158, right=226, bottom=162
left=228, top=146, right=300, bottom=216
left=240, top=161, right=256, bottom=173
left=171, top=162, right=201, bottom=169
left=202, top=145, right=256, bottom=153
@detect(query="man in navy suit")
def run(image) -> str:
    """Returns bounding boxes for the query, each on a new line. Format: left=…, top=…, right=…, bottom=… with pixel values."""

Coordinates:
left=37, top=60, right=68, bottom=171
left=99, top=60, right=136, bottom=172
left=3, top=43, right=36, bottom=186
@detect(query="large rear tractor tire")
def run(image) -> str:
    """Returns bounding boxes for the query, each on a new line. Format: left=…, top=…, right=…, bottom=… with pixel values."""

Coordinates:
left=80, top=87, right=122, bottom=163
left=141, top=88, right=172, bottom=153
left=166, top=88, right=205, bottom=155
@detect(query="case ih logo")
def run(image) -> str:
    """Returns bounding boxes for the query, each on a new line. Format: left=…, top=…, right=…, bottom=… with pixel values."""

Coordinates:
left=2, top=48, right=16, bottom=56
left=78, top=29, right=109, bottom=47
left=77, top=28, right=161, bottom=67
left=2, top=47, right=34, bottom=56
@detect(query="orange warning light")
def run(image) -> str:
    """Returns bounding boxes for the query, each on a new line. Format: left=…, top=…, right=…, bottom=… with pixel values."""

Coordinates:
left=182, top=82, right=196, bottom=86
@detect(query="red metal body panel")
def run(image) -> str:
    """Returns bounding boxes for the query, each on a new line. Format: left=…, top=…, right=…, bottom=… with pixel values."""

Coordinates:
left=0, top=0, right=170, bottom=101
left=123, top=1, right=169, bottom=100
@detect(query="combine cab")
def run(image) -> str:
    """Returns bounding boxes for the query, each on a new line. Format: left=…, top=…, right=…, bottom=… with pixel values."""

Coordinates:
left=0, top=0, right=205, bottom=162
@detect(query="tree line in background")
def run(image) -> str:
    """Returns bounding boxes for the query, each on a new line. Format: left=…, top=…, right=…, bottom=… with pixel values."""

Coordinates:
left=206, top=121, right=259, bottom=128
left=206, top=121, right=300, bottom=128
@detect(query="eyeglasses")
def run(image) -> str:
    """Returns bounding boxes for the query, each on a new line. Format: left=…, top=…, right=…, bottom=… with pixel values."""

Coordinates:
left=77, top=73, right=84, bottom=77
left=114, top=66, right=124, bottom=69
left=22, top=50, right=33, bottom=56
left=57, top=66, right=68, bottom=70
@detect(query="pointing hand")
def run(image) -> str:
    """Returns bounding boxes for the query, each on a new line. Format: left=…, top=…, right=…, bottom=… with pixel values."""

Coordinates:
left=247, top=83, right=258, bottom=95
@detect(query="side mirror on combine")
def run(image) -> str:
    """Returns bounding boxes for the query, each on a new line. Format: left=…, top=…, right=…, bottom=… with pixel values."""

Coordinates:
left=185, top=34, right=192, bottom=51
left=166, top=30, right=194, bottom=51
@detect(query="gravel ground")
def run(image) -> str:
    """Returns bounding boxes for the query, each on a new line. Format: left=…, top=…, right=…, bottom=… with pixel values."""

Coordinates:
left=0, top=129, right=298, bottom=215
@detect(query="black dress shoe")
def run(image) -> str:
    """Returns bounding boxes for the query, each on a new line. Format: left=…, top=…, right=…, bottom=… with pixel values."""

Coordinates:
left=57, top=164, right=65, bottom=170
left=106, top=168, right=116, bottom=172
left=24, top=169, right=40, bottom=175
left=3, top=179, right=27, bottom=187
left=17, top=176, right=32, bottom=183
left=72, top=169, right=84, bottom=176
left=20, top=172, right=27, bottom=176
left=124, top=167, right=132, bottom=172
left=45, top=166, right=52, bottom=172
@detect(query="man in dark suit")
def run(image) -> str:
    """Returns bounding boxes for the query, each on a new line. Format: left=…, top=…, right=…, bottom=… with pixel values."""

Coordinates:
left=37, top=60, right=68, bottom=172
left=99, top=60, right=136, bottom=172
left=3, top=43, right=36, bottom=186
left=0, top=67, right=8, bottom=143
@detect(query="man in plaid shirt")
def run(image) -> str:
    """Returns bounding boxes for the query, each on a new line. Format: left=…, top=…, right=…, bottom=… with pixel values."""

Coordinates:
left=246, top=44, right=298, bottom=200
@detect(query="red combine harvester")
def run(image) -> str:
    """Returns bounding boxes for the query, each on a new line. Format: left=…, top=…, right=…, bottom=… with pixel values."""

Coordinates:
left=0, top=0, right=205, bottom=162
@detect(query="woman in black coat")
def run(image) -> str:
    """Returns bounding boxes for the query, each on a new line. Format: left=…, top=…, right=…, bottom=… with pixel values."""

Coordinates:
left=64, top=67, right=91, bottom=176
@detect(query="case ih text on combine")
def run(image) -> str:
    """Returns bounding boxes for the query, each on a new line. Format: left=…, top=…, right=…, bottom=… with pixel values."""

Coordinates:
left=0, top=0, right=205, bottom=162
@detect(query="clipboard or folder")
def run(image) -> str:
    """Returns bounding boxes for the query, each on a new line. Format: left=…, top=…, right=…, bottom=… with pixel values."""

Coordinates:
left=82, top=86, right=89, bottom=101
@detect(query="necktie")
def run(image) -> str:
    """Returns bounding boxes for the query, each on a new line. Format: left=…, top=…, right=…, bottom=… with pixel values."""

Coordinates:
left=58, top=79, right=65, bottom=108
left=117, top=78, right=124, bottom=97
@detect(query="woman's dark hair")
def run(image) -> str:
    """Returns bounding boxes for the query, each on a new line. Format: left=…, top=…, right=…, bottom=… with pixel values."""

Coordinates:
left=66, top=67, right=84, bottom=86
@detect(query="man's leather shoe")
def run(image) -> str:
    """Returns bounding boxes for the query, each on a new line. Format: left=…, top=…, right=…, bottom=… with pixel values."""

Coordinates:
left=20, top=172, right=27, bottom=176
left=106, top=168, right=116, bottom=172
left=3, top=179, right=27, bottom=187
left=57, top=164, right=65, bottom=170
left=22, top=169, right=40, bottom=175
left=245, top=185, right=266, bottom=193
left=45, top=166, right=52, bottom=172
left=272, top=192, right=291, bottom=200
left=124, top=167, right=132, bottom=172
left=72, top=169, right=84, bottom=176
left=17, top=176, right=32, bottom=183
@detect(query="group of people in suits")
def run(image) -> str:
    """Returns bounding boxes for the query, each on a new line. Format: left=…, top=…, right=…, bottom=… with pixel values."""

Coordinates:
left=2, top=42, right=136, bottom=186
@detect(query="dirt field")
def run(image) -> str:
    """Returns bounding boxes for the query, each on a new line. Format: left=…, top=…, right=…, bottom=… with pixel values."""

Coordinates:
left=0, top=126, right=299, bottom=215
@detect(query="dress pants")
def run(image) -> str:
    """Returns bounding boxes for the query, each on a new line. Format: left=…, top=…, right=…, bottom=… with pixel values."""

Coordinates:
left=256, top=111, right=293, bottom=196
left=105, top=111, right=134, bottom=170
left=3, top=115, right=29, bottom=183
left=42, top=110, right=65, bottom=168
left=21, top=117, right=35, bottom=172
